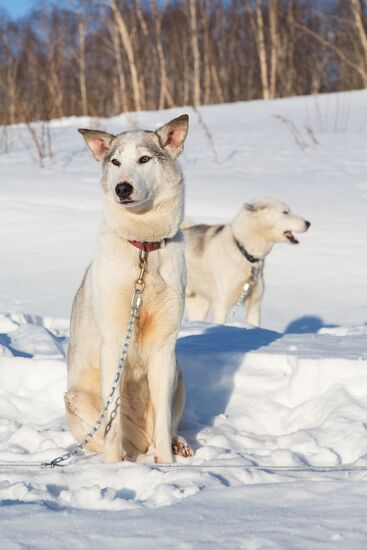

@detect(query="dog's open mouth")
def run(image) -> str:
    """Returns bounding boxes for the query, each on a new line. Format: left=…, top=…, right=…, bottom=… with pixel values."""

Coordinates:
left=284, top=230, right=299, bottom=244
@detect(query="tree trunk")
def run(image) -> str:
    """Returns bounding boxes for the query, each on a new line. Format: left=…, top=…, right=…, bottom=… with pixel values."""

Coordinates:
left=151, top=0, right=174, bottom=110
left=254, top=0, right=270, bottom=100
left=78, top=16, right=88, bottom=117
left=188, top=0, right=201, bottom=107
left=108, top=19, right=128, bottom=112
left=269, top=0, right=278, bottom=99
left=110, top=0, right=141, bottom=112
left=202, top=0, right=212, bottom=105
left=350, top=0, right=367, bottom=86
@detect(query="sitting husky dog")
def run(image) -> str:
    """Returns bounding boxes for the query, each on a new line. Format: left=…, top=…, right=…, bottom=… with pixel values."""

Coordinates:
left=184, top=198, right=310, bottom=326
left=65, top=115, right=193, bottom=464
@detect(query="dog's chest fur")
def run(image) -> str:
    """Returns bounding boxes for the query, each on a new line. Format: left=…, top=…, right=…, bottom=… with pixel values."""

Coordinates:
left=92, top=229, right=185, bottom=375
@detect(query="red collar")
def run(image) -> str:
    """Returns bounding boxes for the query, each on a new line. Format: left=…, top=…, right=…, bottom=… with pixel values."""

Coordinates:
left=128, top=240, right=165, bottom=252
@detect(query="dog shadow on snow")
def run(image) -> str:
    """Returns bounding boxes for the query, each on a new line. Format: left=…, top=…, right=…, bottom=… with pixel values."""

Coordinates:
left=177, top=315, right=342, bottom=449
left=285, top=315, right=338, bottom=334
left=176, top=323, right=281, bottom=445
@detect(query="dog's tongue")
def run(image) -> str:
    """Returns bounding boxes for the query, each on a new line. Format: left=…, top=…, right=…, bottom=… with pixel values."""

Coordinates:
left=284, top=230, right=299, bottom=244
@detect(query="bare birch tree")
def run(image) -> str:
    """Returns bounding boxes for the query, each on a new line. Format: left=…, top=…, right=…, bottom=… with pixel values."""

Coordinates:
left=268, top=0, right=279, bottom=99
left=350, top=0, right=367, bottom=86
left=106, top=18, right=128, bottom=113
left=0, top=0, right=366, bottom=125
left=110, top=0, right=141, bottom=112
left=151, top=0, right=174, bottom=110
left=188, top=0, right=201, bottom=107
left=78, top=14, right=88, bottom=116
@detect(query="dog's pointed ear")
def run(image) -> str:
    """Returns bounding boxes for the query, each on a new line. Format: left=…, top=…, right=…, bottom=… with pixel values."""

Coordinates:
left=78, top=129, right=115, bottom=161
left=244, top=202, right=267, bottom=213
left=155, top=114, right=189, bottom=158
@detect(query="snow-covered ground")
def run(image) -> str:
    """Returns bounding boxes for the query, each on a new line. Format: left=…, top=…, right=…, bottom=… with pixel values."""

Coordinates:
left=1, top=91, right=367, bottom=547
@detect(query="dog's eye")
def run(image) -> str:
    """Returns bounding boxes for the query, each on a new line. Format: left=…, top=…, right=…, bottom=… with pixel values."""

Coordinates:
left=138, top=156, right=151, bottom=164
left=282, top=211, right=289, bottom=215
left=111, top=159, right=121, bottom=167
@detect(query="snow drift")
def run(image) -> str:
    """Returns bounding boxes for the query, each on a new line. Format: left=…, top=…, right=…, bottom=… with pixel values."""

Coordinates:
left=1, top=90, right=367, bottom=545
left=0, top=313, right=366, bottom=512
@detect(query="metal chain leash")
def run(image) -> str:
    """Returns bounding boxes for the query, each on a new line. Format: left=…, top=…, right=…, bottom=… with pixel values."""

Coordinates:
left=227, top=261, right=263, bottom=323
left=42, top=248, right=148, bottom=469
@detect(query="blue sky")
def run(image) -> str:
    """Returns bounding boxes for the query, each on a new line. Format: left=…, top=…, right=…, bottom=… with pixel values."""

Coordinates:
left=0, top=0, right=34, bottom=19
left=0, top=0, right=73, bottom=19
left=0, top=0, right=338, bottom=20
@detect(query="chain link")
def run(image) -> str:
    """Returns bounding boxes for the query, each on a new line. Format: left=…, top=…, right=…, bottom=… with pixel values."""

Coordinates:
left=227, top=262, right=263, bottom=323
left=42, top=249, right=148, bottom=468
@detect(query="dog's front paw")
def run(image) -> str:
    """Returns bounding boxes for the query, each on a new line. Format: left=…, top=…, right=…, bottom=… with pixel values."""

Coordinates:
left=104, top=449, right=127, bottom=464
left=172, top=435, right=194, bottom=458
left=154, top=444, right=173, bottom=464
left=104, top=450, right=126, bottom=464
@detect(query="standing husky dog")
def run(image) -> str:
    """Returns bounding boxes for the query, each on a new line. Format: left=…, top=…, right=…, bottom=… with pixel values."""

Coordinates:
left=184, top=198, right=310, bottom=326
left=65, top=115, right=193, bottom=464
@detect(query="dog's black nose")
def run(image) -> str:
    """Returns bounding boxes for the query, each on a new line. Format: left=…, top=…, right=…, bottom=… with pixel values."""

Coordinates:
left=115, top=182, right=133, bottom=200
left=305, top=220, right=311, bottom=229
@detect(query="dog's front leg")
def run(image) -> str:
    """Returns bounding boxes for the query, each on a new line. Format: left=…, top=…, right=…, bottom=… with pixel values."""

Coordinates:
left=148, top=343, right=177, bottom=463
left=100, top=340, right=126, bottom=463
left=212, top=301, right=229, bottom=325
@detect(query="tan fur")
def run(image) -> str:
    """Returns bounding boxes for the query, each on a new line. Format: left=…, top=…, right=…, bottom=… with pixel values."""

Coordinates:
left=137, top=310, right=156, bottom=344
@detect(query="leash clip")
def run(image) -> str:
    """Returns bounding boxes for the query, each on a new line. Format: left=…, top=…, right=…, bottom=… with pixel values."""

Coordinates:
left=131, top=288, right=143, bottom=310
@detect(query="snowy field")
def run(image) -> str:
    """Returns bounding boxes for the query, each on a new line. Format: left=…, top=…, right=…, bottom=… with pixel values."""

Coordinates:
left=1, top=91, right=367, bottom=547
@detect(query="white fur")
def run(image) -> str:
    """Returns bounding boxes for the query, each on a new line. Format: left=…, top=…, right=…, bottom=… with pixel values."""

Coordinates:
left=65, top=116, right=193, bottom=464
left=184, top=198, right=310, bottom=326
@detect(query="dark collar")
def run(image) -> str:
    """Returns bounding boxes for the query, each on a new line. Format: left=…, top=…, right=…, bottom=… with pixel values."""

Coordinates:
left=234, top=238, right=260, bottom=264
left=128, top=239, right=165, bottom=252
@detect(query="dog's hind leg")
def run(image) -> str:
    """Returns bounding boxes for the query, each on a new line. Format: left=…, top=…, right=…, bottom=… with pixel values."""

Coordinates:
left=211, top=300, right=229, bottom=324
left=185, top=292, right=210, bottom=321
left=171, top=367, right=193, bottom=458
left=121, top=376, right=153, bottom=460
left=64, top=389, right=104, bottom=453
left=245, top=277, right=264, bottom=327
